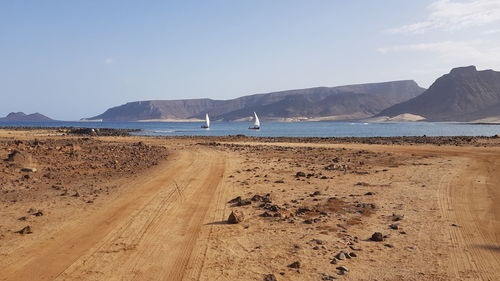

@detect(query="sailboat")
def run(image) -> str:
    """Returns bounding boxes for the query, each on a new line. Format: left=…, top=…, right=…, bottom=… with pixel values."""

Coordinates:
left=248, top=112, right=260, bottom=130
left=201, top=113, right=210, bottom=129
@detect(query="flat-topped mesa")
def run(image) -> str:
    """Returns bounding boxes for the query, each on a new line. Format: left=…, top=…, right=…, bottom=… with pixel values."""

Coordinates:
left=87, top=80, right=425, bottom=122
left=449, top=65, right=477, bottom=75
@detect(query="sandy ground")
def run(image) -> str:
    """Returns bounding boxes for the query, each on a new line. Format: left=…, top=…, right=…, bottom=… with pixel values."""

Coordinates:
left=0, top=129, right=499, bottom=281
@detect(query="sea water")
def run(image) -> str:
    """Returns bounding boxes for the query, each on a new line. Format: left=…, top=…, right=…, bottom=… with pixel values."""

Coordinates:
left=0, top=121, right=499, bottom=137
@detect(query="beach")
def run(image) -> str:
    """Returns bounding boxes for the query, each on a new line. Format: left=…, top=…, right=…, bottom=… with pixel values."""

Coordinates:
left=0, top=128, right=499, bottom=281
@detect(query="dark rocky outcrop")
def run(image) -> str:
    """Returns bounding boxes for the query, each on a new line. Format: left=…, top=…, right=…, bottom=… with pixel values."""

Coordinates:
left=378, top=66, right=500, bottom=121
left=87, top=81, right=424, bottom=121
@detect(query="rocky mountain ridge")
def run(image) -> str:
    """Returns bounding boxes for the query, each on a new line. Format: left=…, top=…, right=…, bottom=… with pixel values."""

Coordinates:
left=88, top=80, right=425, bottom=121
left=0, top=112, right=55, bottom=122
left=378, top=66, right=500, bottom=122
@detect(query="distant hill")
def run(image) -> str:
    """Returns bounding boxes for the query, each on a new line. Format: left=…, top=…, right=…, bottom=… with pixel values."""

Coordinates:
left=87, top=80, right=425, bottom=121
left=0, top=112, right=55, bottom=122
left=378, top=66, right=500, bottom=122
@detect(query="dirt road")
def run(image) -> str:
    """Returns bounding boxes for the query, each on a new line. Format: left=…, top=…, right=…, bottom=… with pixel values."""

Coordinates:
left=439, top=151, right=500, bottom=281
left=1, top=148, right=226, bottom=281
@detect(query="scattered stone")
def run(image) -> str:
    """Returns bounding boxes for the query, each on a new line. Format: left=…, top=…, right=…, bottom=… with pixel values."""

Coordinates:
left=311, top=239, right=324, bottom=245
left=263, top=274, right=277, bottom=281
left=21, top=167, right=37, bottom=173
left=227, top=210, right=244, bottom=224
left=237, top=199, right=252, bottom=206
left=336, top=266, right=349, bottom=272
left=384, top=243, right=395, bottom=248
left=17, top=216, right=28, bottom=221
left=364, top=192, right=375, bottom=196
left=260, top=211, right=273, bottom=217
left=320, top=273, right=337, bottom=280
left=32, top=210, right=43, bottom=216
left=310, top=191, right=322, bottom=196
left=335, top=252, right=346, bottom=260
left=274, top=180, right=284, bottom=184
left=370, top=232, right=384, bottom=242
left=451, top=223, right=461, bottom=227
left=303, top=219, right=313, bottom=224
left=228, top=196, right=242, bottom=204
left=15, top=225, right=32, bottom=234
left=295, top=172, right=306, bottom=177
left=391, top=214, right=404, bottom=221
left=389, top=224, right=399, bottom=230
left=288, top=261, right=301, bottom=268
left=348, top=252, right=357, bottom=258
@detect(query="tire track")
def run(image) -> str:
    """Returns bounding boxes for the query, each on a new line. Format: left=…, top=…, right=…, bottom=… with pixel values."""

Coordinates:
left=1, top=148, right=226, bottom=281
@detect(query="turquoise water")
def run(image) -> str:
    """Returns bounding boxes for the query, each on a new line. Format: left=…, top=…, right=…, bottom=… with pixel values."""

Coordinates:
left=0, top=121, right=499, bottom=137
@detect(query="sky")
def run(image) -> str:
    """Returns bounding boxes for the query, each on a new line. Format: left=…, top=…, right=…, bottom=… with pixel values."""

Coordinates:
left=1, top=0, right=500, bottom=120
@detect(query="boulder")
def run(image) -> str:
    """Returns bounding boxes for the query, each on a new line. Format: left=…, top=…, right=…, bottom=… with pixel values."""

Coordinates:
left=227, top=210, right=244, bottom=224
left=370, top=232, right=384, bottom=242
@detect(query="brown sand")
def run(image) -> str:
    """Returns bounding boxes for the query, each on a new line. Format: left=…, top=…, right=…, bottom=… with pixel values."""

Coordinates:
left=0, top=129, right=499, bottom=281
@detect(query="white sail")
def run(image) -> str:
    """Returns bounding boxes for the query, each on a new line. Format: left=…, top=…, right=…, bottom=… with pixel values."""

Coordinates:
left=253, top=112, right=260, bottom=127
left=205, top=113, right=210, bottom=128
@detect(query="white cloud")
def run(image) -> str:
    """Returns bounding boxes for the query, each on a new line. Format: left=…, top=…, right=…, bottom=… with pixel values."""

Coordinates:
left=483, top=28, right=500, bottom=34
left=104, top=58, right=114, bottom=64
left=389, top=0, right=500, bottom=33
left=377, top=40, right=500, bottom=64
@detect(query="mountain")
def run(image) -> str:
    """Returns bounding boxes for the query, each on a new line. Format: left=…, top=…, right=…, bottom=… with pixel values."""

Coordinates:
left=378, top=66, right=500, bottom=122
left=0, top=112, right=55, bottom=122
left=88, top=80, right=425, bottom=121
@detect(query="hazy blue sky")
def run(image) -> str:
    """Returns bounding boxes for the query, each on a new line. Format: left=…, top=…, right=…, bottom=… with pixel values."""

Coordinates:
left=1, top=0, right=500, bottom=120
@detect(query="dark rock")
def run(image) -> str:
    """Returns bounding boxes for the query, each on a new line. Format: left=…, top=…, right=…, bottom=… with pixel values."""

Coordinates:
left=389, top=224, right=399, bottom=230
left=288, top=261, right=301, bottom=268
left=260, top=212, right=273, bottom=217
left=336, top=266, right=349, bottom=272
left=263, top=274, right=277, bottom=281
left=370, top=232, right=384, bottom=242
left=237, top=199, right=252, bottom=206
left=227, top=210, right=244, bottom=224
left=228, top=196, right=242, bottom=204
left=335, top=252, right=346, bottom=260
left=21, top=167, right=37, bottom=172
left=384, top=243, right=395, bottom=248
left=391, top=214, right=404, bottom=221
left=15, top=225, right=32, bottom=234
left=320, top=273, right=338, bottom=280
left=295, top=171, right=306, bottom=177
